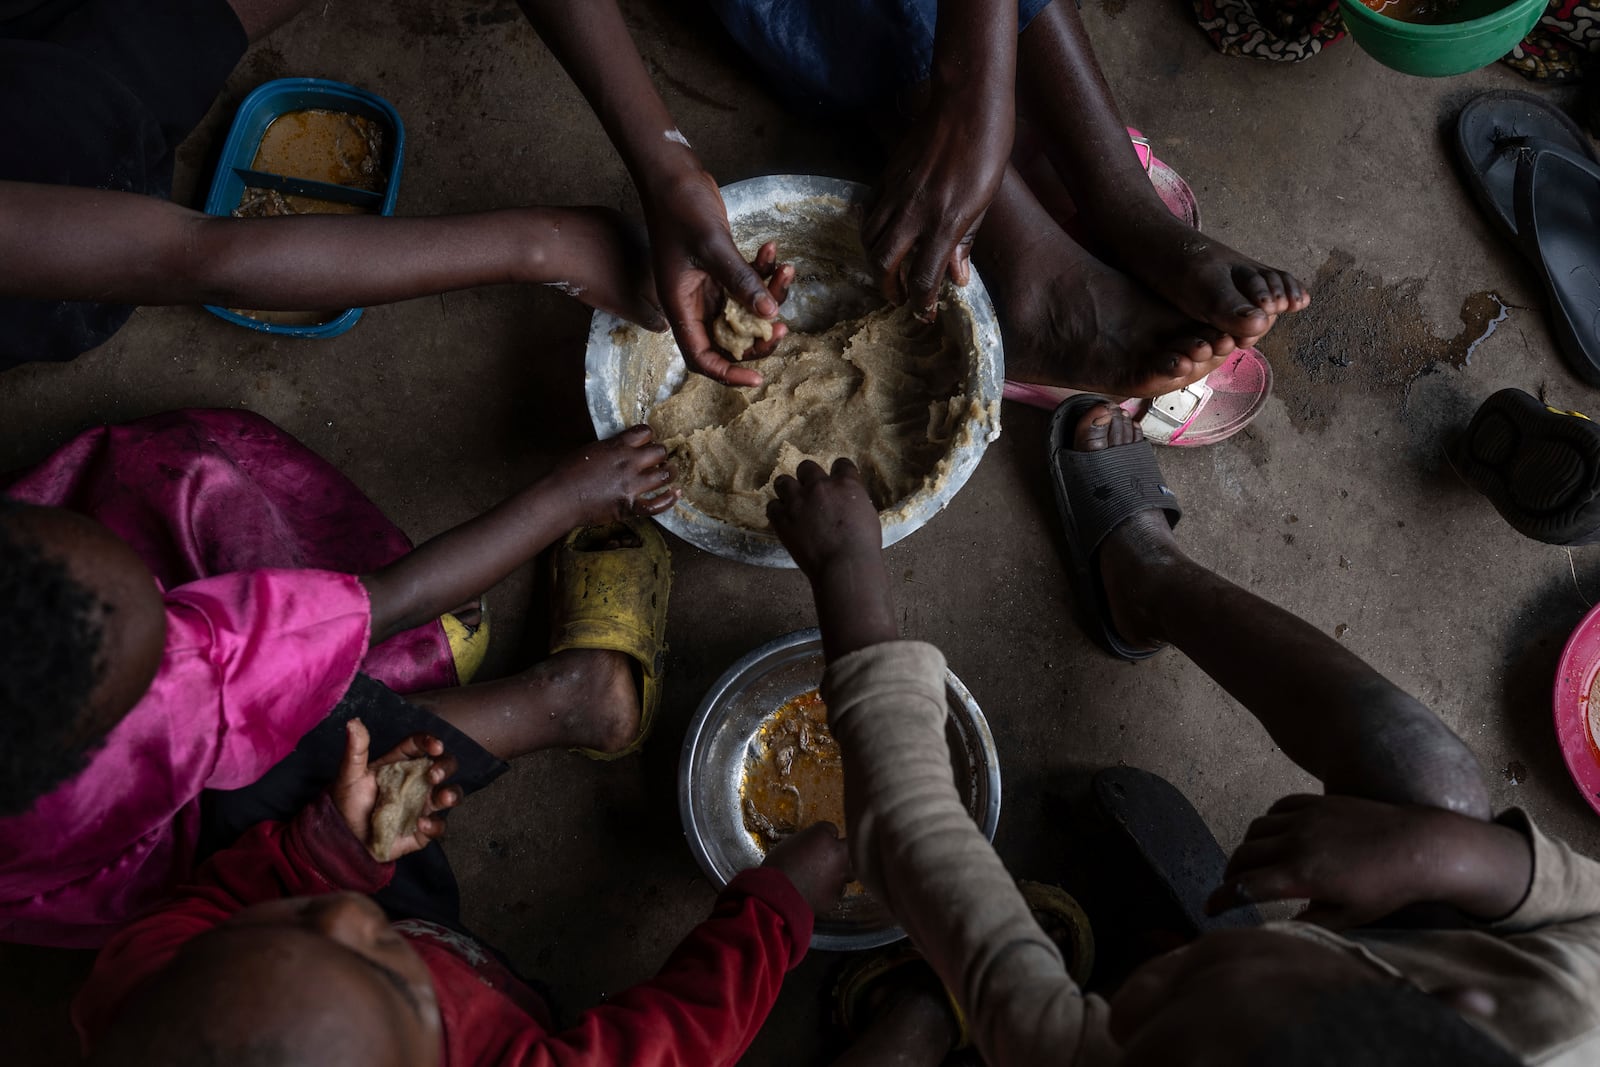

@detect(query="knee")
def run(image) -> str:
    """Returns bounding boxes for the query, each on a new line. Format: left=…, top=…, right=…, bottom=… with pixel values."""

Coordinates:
left=1333, top=692, right=1492, bottom=820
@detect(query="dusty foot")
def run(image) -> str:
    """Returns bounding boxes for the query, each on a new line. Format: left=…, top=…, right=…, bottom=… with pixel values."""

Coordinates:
left=543, top=647, right=641, bottom=754
left=982, top=224, right=1235, bottom=399
left=1085, top=197, right=1308, bottom=348
left=1073, top=403, right=1186, bottom=649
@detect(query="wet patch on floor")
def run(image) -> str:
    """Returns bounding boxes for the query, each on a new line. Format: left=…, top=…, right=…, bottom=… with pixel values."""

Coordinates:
left=1261, top=249, right=1512, bottom=433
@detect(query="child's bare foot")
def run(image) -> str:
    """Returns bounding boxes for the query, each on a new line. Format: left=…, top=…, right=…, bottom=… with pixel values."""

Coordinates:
left=548, top=426, right=680, bottom=528
left=977, top=169, right=1232, bottom=399
left=545, top=647, right=641, bottom=754
left=1069, top=402, right=1186, bottom=650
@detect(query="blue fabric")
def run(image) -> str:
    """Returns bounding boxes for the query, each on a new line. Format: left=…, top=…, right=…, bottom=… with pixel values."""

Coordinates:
left=707, top=0, right=1054, bottom=113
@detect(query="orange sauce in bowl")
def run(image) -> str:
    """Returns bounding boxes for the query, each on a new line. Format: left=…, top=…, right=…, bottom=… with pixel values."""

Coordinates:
left=739, top=690, right=864, bottom=898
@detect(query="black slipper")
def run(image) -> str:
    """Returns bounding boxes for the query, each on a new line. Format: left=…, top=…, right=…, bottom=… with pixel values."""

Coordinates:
left=1047, top=394, right=1182, bottom=661
left=1091, top=767, right=1261, bottom=937
left=1454, top=91, right=1600, bottom=385
left=1514, top=146, right=1600, bottom=386
left=1455, top=387, right=1600, bottom=546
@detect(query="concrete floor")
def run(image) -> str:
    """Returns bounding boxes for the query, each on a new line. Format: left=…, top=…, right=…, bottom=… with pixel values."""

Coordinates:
left=6, top=0, right=1600, bottom=1062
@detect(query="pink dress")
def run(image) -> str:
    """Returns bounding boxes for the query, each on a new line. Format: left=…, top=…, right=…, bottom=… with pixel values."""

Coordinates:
left=0, top=409, right=458, bottom=948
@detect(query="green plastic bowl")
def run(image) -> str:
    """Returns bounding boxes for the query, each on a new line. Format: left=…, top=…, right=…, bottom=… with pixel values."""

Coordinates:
left=1337, top=0, right=1544, bottom=76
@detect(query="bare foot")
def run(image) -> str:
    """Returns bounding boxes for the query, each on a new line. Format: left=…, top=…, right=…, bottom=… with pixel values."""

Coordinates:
left=1088, top=202, right=1309, bottom=348
left=983, top=231, right=1234, bottom=399
left=1012, top=137, right=1307, bottom=348
left=546, top=647, right=641, bottom=754
left=1071, top=403, right=1186, bottom=650
left=978, top=167, right=1233, bottom=399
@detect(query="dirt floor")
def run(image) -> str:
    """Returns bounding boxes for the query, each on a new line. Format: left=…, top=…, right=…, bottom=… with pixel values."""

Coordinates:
left=6, top=1, right=1600, bottom=1063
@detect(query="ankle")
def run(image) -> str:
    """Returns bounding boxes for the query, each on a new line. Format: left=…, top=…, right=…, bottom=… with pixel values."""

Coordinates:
left=1100, top=523, right=1189, bottom=642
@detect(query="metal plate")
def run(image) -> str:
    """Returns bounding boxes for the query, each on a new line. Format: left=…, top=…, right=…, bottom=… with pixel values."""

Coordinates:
left=585, top=174, right=1004, bottom=568
left=679, top=629, right=1002, bottom=951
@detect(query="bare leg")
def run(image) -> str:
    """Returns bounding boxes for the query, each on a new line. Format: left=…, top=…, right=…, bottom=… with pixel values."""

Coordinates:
left=407, top=648, right=640, bottom=761
left=973, top=163, right=1232, bottom=398
left=1071, top=405, right=1489, bottom=817
left=828, top=988, right=957, bottom=1067
left=1015, top=1, right=1309, bottom=346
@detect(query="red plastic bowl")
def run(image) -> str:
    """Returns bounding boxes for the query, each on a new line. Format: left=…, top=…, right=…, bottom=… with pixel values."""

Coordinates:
left=1553, top=602, right=1600, bottom=816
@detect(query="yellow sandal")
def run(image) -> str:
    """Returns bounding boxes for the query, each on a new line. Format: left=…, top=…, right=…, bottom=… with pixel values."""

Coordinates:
left=549, top=519, right=672, bottom=760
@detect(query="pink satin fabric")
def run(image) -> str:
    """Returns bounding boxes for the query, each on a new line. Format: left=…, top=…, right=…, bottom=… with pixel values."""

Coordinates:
left=2, top=407, right=454, bottom=693
left=0, top=409, right=457, bottom=947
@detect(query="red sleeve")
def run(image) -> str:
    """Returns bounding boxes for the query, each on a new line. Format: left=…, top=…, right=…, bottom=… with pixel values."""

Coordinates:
left=72, top=795, right=393, bottom=1049
left=493, top=868, right=813, bottom=1067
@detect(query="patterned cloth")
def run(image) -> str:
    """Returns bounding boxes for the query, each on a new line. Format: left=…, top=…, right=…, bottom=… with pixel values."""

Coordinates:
left=1191, top=0, right=1600, bottom=80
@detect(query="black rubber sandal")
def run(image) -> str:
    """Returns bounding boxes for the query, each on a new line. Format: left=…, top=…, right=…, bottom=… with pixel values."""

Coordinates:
left=1454, top=91, right=1600, bottom=385
left=1454, top=387, right=1600, bottom=546
left=1091, top=768, right=1261, bottom=936
left=1513, top=145, right=1600, bottom=385
left=1047, top=394, right=1182, bottom=661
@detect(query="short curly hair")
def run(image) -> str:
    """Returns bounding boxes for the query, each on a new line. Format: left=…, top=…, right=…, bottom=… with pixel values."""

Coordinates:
left=0, top=500, right=109, bottom=816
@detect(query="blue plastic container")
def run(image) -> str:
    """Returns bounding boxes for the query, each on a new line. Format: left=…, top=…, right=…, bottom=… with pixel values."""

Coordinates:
left=201, top=77, right=405, bottom=338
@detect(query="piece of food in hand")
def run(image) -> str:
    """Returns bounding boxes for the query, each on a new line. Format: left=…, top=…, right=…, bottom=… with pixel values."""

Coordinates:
left=369, top=758, right=435, bottom=862
left=711, top=298, right=775, bottom=361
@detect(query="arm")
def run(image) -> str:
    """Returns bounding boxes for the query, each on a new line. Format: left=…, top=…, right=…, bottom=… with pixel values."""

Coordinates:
left=1208, top=794, right=1539, bottom=929
left=359, top=427, right=677, bottom=645
left=0, top=181, right=664, bottom=326
left=75, top=726, right=456, bottom=1044
left=515, top=0, right=780, bottom=387
left=503, top=826, right=843, bottom=1067
left=864, top=0, right=1016, bottom=320
left=768, top=461, right=1090, bottom=1066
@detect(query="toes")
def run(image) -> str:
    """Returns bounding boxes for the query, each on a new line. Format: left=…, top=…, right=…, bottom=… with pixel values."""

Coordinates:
left=1259, top=270, right=1289, bottom=311
left=1073, top=403, right=1117, bottom=452
left=1109, top=407, right=1141, bottom=448
left=1285, top=273, right=1310, bottom=310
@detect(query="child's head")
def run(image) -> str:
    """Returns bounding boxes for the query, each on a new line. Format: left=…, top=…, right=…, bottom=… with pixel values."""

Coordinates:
left=90, top=892, right=441, bottom=1067
left=0, top=501, right=166, bottom=815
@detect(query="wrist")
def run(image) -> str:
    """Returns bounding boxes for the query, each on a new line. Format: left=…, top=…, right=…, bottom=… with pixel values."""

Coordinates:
left=813, top=552, right=897, bottom=660
left=512, top=207, right=564, bottom=284
left=635, top=152, right=708, bottom=207
left=1439, top=817, right=1534, bottom=920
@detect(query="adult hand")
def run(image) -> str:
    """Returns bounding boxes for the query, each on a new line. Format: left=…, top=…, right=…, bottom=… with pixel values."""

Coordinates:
left=762, top=822, right=851, bottom=916
left=643, top=172, right=794, bottom=388
left=330, top=719, right=461, bottom=862
left=767, top=459, right=882, bottom=582
left=1207, top=794, right=1532, bottom=929
left=863, top=86, right=1012, bottom=323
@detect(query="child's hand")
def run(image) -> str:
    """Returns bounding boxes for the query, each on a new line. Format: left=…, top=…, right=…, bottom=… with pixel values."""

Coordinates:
left=331, top=719, right=460, bottom=862
left=534, top=206, right=668, bottom=332
left=1207, top=794, right=1533, bottom=928
left=762, top=822, right=851, bottom=916
left=550, top=426, right=680, bottom=526
left=766, top=459, right=881, bottom=581
left=769, top=460, right=896, bottom=661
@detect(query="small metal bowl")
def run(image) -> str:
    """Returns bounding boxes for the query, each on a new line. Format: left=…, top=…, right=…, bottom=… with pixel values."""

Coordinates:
left=586, top=174, right=1004, bottom=568
left=679, top=629, right=1002, bottom=951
